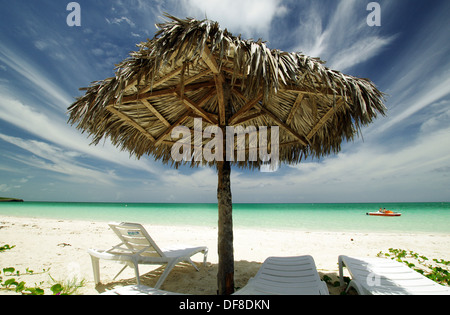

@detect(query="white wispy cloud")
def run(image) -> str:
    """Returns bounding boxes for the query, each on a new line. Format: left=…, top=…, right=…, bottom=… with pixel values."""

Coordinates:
left=106, top=16, right=136, bottom=27
left=174, top=0, right=288, bottom=37
left=0, top=89, right=159, bottom=176
left=365, top=2, right=450, bottom=138
left=377, top=75, right=450, bottom=135
left=159, top=167, right=218, bottom=200
left=328, top=35, right=395, bottom=72
left=0, top=44, right=73, bottom=111
left=0, top=184, right=11, bottom=193
left=0, top=133, right=118, bottom=186
left=236, top=125, right=450, bottom=203
left=290, top=0, right=395, bottom=71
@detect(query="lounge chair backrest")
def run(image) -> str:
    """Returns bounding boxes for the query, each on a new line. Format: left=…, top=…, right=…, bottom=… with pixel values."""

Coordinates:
left=256, top=256, right=325, bottom=293
left=235, top=255, right=329, bottom=295
left=109, top=222, right=165, bottom=258
left=339, top=255, right=450, bottom=295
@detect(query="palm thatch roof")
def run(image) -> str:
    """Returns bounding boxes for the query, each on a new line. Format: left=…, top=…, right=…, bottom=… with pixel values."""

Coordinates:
left=68, top=14, right=386, bottom=169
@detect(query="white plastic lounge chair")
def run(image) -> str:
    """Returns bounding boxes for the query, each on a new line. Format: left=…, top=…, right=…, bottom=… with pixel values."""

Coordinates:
left=88, top=222, right=208, bottom=288
left=339, top=255, right=450, bottom=295
left=234, top=255, right=329, bottom=295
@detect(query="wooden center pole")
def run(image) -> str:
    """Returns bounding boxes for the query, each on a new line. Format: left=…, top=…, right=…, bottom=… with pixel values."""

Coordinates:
left=217, top=81, right=234, bottom=295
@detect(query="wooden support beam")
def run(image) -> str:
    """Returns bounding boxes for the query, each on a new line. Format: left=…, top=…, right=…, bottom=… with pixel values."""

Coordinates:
left=187, top=89, right=219, bottom=122
left=201, top=45, right=226, bottom=125
left=215, top=75, right=226, bottom=126
left=202, top=46, right=220, bottom=74
left=184, top=69, right=213, bottom=85
left=123, top=67, right=183, bottom=93
left=229, top=92, right=263, bottom=125
left=196, top=88, right=218, bottom=109
left=154, top=111, right=191, bottom=147
left=140, top=99, right=171, bottom=127
left=108, top=81, right=216, bottom=106
left=282, top=86, right=342, bottom=98
left=110, top=88, right=177, bottom=106
left=286, top=94, right=304, bottom=126
left=311, top=97, right=318, bottom=126
left=107, top=107, right=155, bottom=142
left=139, top=67, right=183, bottom=94
left=177, top=92, right=218, bottom=125
left=258, top=106, right=308, bottom=146
left=230, top=112, right=264, bottom=126
left=123, top=79, right=138, bottom=92
left=307, top=100, right=345, bottom=140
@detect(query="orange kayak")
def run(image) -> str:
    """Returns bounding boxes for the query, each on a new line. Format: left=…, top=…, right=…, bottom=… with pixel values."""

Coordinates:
left=367, top=211, right=401, bottom=217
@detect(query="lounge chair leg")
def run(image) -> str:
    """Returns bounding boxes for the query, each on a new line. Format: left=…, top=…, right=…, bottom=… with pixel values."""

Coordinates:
left=203, top=249, right=208, bottom=267
left=338, top=256, right=345, bottom=286
left=345, top=282, right=352, bottom=294
left=132, top=262, right=141, bottom=285
left=113, top=264, right=128, bottom=280
left=90, top=255, right=100, bottom=285
left=187, top=258, right=200, bottom=271
left=155, top=261, right=177, bottom=289
left=345, top=280, right=363, bottom=295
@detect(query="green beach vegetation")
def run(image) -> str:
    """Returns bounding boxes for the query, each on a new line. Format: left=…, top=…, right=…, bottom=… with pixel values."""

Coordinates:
left=324, top=248, right=450, bottom=295
left=377, top=248, right=450, bottom=286
left=1, top=244, right=85, bottom=295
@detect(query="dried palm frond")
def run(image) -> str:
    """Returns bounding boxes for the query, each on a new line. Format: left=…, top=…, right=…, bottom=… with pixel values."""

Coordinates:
left=68, top=14, right=386, bottom=169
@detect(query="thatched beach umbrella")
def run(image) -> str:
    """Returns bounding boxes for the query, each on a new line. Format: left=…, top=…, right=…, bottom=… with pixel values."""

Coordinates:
left=68, top=15, right=386, bottom=295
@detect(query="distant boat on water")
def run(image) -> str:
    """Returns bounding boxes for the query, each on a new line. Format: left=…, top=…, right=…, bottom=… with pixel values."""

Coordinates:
left=367, top=209, right=401, bottom=217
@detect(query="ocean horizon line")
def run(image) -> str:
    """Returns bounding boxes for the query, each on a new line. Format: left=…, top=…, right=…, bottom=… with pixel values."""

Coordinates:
left=12, top=200, right=450, bottom=205
left=1, top=201, right=449, bottom=234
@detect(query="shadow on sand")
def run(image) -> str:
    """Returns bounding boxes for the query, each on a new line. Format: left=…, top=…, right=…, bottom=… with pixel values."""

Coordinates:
left=95, top=260, right=346, bottom=295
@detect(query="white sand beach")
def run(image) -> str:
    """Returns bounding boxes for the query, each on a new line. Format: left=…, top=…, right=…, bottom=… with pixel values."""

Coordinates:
left=1, top=216, right=449, bottom=295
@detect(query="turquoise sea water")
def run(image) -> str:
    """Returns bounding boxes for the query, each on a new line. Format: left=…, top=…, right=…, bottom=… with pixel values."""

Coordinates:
left=0, top=202, right=449, bottom=234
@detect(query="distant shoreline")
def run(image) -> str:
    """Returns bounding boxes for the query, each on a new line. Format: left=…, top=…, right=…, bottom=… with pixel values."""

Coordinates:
left=0, top=197, right=24, bottom=202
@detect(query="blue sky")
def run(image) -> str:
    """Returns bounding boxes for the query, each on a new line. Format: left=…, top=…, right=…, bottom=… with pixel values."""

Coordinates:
left=0, top=0, right=449, bottom=203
